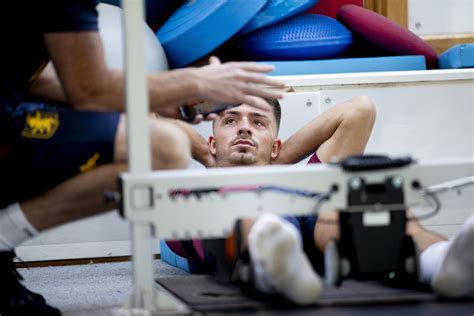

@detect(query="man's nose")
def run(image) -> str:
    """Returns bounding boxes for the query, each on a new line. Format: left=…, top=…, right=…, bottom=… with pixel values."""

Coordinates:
left=238, top=120, right=252, bottom=136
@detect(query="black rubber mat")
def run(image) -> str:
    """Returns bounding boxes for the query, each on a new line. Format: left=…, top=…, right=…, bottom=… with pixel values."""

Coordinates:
left=156, top=275, right=473, bottom=314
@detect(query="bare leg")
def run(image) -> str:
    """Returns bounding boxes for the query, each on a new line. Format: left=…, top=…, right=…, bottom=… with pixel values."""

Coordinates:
left=21, top=163, right=126, bottom=231
left=406, top=214, right=445, bottom=251
left=21, top=115, right=191, bottom=232
left=238, top=218, right=256, bottom=250
left=314, top=211, right=339, bottom=252
left=114, top=115, right=191, bottom=169
left=314, top=210, right=446, bottom=252
left=314, top=209, right=474, bottom=297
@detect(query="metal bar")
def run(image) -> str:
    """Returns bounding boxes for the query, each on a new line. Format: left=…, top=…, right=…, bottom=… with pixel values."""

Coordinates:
left=121, top=0, right=156, bottom=313
left=277, top=68, right=474, bottom=88
left=122, top=0, right=151, bottom=172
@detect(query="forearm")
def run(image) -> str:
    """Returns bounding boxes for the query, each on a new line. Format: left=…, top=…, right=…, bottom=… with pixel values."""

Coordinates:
left=170, top=119, right=213, bottom=167
left=276, top=123, right=333, bottom=164
left=275, top=96, right=376, bottom=164
left=30, top=60, right=198, bottom=116
left=76, top=68, right=199, bottom=116
left=147, top=69, right=199, bottom=117
left=275, top=110, right=345, bottom=164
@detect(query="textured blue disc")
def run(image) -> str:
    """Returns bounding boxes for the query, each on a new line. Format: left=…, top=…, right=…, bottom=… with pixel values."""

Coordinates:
left=238, top=14, right=352, bottom=60
left=239, top=0, right=319, bottom=35
left=157, top=0, right=267, bottom=68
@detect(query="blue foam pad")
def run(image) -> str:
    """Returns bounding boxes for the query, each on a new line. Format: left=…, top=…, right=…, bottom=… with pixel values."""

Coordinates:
left=238, top=0, right=319, bottom=35
left=238, top=14, right=352, bottom=60
left=264, top=55, right=427, bottom=76
left=160, top=240, right=192, bottom=273
left=438, top=44, right=474, bottom=69
left=157, top=0, right=266, bottom=67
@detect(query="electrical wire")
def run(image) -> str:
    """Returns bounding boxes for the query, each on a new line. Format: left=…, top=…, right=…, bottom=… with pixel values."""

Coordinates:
left=170, top=176, right=471, bottom=224
left=406, top=190, right=441, bottom=222
left=408, top=176, right=472, bottom=222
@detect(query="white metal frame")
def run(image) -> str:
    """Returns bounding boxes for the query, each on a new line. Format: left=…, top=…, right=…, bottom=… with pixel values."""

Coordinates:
left=121, top=160, right=474, bottom=240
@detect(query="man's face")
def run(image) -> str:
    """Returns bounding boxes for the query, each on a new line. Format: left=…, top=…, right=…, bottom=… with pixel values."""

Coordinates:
left=209, top=103, right=281, bottom=167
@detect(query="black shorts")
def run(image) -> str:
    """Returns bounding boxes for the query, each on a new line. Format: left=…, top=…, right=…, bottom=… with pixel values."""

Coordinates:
left=0, top=102, right=120, bottom=208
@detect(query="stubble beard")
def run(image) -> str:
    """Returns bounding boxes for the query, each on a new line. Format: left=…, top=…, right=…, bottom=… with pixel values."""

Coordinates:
left=228, top=152, right=257, bottom=165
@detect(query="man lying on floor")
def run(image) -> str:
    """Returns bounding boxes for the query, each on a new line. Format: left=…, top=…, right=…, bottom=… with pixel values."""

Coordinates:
left=167, top=97, right=474, bottom=304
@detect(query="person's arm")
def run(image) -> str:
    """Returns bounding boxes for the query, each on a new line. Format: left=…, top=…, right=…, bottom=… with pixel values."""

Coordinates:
left=169, top=119, right=216, bottom=167
left=274, top=95, right=376, bottom=164
left=40, top=32, right=284, bottom=117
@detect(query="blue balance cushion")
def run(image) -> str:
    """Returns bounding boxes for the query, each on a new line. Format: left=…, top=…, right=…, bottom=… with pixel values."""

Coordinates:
left=238, top=0, right=319, bottom=35
left=160, top=240, right=194, bottom=273
left=157, top=0, right=266, bottom=68
left=237, top=14, right=352, bottom=60
left=438, top=44, right=474, bottom=69
left=265, top=55, right=427, bottom=76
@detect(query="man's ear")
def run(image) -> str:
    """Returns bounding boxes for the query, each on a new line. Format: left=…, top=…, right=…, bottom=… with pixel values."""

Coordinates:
left=208, top=135, right=217, bottom=156
left=271, top=138, right=282, bottom=160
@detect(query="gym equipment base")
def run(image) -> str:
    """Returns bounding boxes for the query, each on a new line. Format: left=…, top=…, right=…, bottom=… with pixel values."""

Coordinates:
left=155, top=275, right=474, bottom=315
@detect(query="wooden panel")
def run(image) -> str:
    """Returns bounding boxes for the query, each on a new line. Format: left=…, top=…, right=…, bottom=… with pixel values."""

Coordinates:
left=422, top=34, right=474, bottom=54
left=364, top=0, right=408, bottom=27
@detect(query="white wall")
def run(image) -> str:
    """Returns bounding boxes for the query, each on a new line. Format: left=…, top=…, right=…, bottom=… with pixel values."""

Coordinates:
left=408, top=0, right=474, bottom=36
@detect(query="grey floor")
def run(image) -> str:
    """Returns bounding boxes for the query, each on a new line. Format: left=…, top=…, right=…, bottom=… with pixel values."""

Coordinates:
left=20, top=260, right=188, bottom=316
left=19, top=259, right=474, bottom=316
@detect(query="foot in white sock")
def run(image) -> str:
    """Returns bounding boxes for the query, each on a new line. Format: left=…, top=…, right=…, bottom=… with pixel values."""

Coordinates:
left=248, top=214, right=322, bottom=305
left=431, top=213, right=474, bottom=297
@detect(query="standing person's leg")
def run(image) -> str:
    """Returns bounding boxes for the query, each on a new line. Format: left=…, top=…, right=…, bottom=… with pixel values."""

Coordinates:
left=0, top=105, right=126, bottom=316
left=0, top=106, right=191, bottom=316
left=1, top=112, right=190, bottom=239
left=22, top=114, right=191, bottom=231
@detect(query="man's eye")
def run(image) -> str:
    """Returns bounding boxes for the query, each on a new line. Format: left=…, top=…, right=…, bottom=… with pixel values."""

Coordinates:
left=225, top=118, right=236, bottom=124
left=255, top=120, right=265, bottom=127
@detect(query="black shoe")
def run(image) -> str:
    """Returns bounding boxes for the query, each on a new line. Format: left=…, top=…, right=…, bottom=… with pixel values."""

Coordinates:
left=0, top=250, right=61, bottom=316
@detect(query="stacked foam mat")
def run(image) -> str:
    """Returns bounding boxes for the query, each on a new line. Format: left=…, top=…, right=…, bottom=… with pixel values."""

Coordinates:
left=156, top=0, right=325, bottom=67
left=152, top=0, right=450, bottom=71
left=102, top=0, right=471, bottom=72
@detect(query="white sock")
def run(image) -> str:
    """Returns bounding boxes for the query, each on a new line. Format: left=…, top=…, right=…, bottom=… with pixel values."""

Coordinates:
left=0, top=203, right=38, bottom=251
left=420, top=213, right=474, bottom=297
left=248, top=214, right=322, bottom=305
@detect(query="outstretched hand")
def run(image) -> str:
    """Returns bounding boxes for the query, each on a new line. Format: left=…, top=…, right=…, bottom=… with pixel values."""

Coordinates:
left=193, top=56, right=286, bottom=111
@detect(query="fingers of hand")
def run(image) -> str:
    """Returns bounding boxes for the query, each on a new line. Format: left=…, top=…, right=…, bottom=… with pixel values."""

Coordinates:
left=242, top=83, right=283, bottom=100
left=233, top=71, right=286, bottom=89
left=209, top=56, right=221, bottom=65
left=204, top=113, right=218, bottom=121
left=243, top=96, right=273, bottom=111
left=190, top=114, right=204, bottom=124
